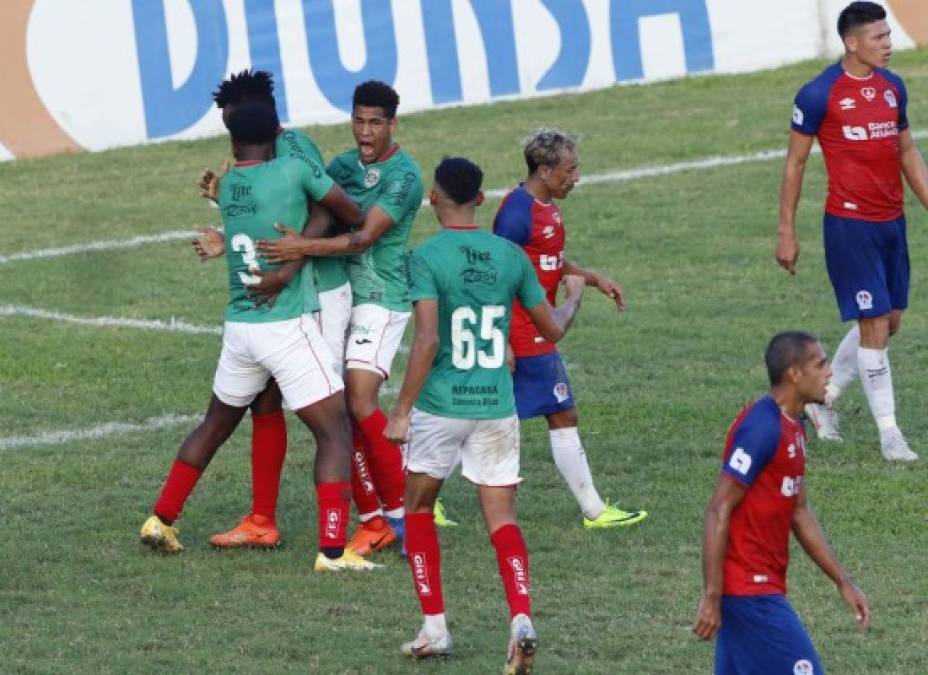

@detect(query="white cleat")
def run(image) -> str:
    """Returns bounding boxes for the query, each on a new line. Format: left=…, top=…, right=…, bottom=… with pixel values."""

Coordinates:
left=400, top=627, right=452, bottom=659
left=805, top=403, right=842, bottom=442
left=504, top=613, right=537, bottom=675
left=880, top=428, right=918, bottom=462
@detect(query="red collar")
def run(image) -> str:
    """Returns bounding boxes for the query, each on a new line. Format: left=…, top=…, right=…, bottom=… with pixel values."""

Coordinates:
left=444, top=224, right=480, bottom=230
left=376, top=144, right=401, bottom=163
left=234, top=160, right=264, bottom=167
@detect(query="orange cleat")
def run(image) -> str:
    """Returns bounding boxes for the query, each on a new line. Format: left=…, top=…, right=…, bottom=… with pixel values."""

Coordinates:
left=346, top=516, right=397, bottom=556
left=209, top=513, right=282, bottom=549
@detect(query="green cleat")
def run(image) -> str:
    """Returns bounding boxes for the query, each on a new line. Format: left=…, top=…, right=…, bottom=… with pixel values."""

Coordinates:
left=433, top=498, right=459, bottom=528
left=583, top=502, right=648, bottom=529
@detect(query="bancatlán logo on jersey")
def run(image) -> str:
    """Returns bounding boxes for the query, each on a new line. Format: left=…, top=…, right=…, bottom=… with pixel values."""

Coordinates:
left=780, top=475, right=802, bottom=497
left=507, top=556, right=529, bottom=595
left=412, top=553, right=431, bottom=596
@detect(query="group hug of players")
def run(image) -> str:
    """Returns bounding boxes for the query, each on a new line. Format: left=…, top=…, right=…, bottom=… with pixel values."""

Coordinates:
left=138, top=3, right=927, bottom=673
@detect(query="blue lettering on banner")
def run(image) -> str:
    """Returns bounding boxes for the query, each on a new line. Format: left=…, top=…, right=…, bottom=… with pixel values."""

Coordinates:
left=536, top=0, right=591, bottom=91
left=244, top=0, right=289, bottom=123
left=132, top=0, right=229, bottom=139
left=301, top=0, right=397, bottom=112
left=422, top=0, right=520, bottom=103
left=610, top=0, right=714, bottom=81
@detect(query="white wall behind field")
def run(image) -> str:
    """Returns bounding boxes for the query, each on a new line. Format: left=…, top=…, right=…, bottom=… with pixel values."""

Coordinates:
left=2, top=0, right=923, bottom=160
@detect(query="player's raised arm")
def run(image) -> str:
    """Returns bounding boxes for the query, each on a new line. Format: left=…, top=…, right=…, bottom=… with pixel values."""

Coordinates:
left=790, top=483, right=870, bottom=630
left=693, top=475, right=746, bottom=641
left=776, top=130, right=815, bottom=274
left=524, top=274, right=585, bottom=343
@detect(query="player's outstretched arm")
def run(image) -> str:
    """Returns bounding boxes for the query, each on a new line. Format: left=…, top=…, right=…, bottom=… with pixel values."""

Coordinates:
left=525, top=275, right=585, bottom=343
left=776, top=131, right=814, bottom=274
left=791, top=484, right=870, bottom=630
left=693, top=475, right=745, bottom=641
left=563, top=260, right=625, bottom=313
left=899, top=129, right=928, bottom=210
left=385, top=299, right=439, bottom=444
left=257, top=205, right=395, bottom=262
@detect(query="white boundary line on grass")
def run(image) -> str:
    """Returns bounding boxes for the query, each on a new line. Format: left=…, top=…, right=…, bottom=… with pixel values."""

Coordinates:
left=0, top=304, right=222, bottom=335
left=4, top=129, right=927, bottom=266
left=0, top=413, right=202, bottom=451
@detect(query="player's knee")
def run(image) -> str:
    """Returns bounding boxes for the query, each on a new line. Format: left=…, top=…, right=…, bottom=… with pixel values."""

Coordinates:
left=548, top=407, right=578, bottom=429
left=346, top=387, right=377, bottom=421
left=889, top=314, right=903, bottom=336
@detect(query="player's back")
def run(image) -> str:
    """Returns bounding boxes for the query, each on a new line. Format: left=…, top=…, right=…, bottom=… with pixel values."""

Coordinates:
left=409, top=227, right=545, bottom=420
left=219, top=155, right=332, bottom=322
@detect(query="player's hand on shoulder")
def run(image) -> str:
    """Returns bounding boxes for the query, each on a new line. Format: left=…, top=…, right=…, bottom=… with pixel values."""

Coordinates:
left=563, top=274, right=586, bottom=300
left=692, top=592, right=722, bottom=641
left=838, top=580, right=870, bottom=631
left=384, top=411, right=411, bottom=444
left=775, top=230, right=799, bottom=274
left=594, top=274, right=625, bottom=313
left=197, top=160, right=229, bottom=203
left=192, top=225, right=225, bottom=260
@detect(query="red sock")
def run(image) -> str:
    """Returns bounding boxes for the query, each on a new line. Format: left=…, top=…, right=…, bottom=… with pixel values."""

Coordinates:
left=316, top=482, right=351, bottom=550
left=490, top=523, right=532, bottom=618
left=358, top=409, right=405, bottom=512
left=250, top=410, right=287, bottom=520
left=405, top=512, right=444, bottom=615
left=153, top=459, right=203, bottom=523
left=351, top=429, right=382, bottom=519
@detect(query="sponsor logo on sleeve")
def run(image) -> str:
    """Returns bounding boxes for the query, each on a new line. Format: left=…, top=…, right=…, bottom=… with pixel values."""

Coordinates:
left=792, top=105, right=804, bottom=126
left=728, top=447, right=752, bottom=475
left=793, top=659, right=815, bottom=675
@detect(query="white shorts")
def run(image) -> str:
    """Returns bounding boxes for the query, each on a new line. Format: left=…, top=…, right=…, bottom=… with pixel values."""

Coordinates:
left=316, top=281, right=352, bottom=376
left=344, top=303, right=410, bottom=379
left=213, top=316, right=343, bottom=411
left=406, top=409, right=522, bottom=486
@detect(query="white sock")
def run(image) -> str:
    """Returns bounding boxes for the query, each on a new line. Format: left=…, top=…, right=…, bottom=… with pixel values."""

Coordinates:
left=857, top=347, right=897, bottom=432
left=424, top=613, right=448, bottom=636
left=358, top=508, right=383, bottom=523
left=549, top=427, right=605, bottom=520
left=827, top=325, right=860, bottom=404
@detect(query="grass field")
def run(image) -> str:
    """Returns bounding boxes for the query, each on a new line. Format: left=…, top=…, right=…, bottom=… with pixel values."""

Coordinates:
left=2, top=51, right=928, bottom=674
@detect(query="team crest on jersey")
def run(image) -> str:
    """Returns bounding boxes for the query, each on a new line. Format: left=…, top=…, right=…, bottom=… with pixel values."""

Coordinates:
left=861, top=86, right=877, bottom=101
left=364, top=166, right=381, bottom=188
left=856, top=290, right=873, bottom=311
left=839, top=97, right=856, bottom=111
left=542, top=225, right=556, bottom=239
left=885, top=89, right=897, bottom=108
left=793, top=659, right=815, bottom=675
left=553, top=382, right=570, bottom=403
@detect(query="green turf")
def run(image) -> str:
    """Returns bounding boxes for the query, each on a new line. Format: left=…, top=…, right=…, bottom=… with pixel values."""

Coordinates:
left=1, top=51, right=927, bottom=673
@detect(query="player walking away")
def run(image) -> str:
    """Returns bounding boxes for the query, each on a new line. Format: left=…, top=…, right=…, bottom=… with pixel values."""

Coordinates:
left=139, top=103, right=378, bottom=572
left=777, top=2, right=928, bottom=461
left=383, top=157, right=585, bottom=672
left=693, top=331, right=870, bottom=673
left=493, top=128, right=648, bottom=529
left=258, top=81, right=421, bottom=556
left=191, top=70, right=353, bottom=548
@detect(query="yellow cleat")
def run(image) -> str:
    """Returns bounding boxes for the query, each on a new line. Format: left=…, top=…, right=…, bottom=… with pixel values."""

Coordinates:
left=313, top=549, right=384, bottom=572
left=139, top=515, right=184, bottom=553
left=583, top=502, right=648, bottom=530
left=433, top=498, right=458, bottom=528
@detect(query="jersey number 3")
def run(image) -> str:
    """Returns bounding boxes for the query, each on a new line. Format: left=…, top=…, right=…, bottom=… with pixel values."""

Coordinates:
left=231, top=233, right=262, bottom=286
left=451, top=305, right=505, bottom=369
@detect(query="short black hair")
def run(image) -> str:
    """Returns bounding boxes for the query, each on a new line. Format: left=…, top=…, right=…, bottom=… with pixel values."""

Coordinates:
left=434, top=157, right=484, bottom=205
left=837, top=2, right=886, bottom=39
left=226, top=102, right=279, bottom=145
left=765, top=331, right=820, bottom=386
left=352, top=80, right=399, bottom=118
left=213, top=69, right=276, bottom=109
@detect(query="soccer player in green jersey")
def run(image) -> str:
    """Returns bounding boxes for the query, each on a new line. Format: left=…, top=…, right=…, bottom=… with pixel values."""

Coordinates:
left=193, top=70, right=353, bottom=548
left=140, top=103, right=377, bottom=572
left=381, top=158, right=585, bottom=671
left=259, top=81, right=422, bottom=556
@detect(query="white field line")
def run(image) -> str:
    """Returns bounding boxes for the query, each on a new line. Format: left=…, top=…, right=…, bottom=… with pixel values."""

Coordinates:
left=0, top=413, right=201, bottom=451
left=10, top=131, right=928, bottom=267
left=0, top=304, right=222, bottom=335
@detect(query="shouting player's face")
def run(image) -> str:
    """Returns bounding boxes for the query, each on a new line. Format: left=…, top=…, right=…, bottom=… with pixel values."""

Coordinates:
left=352, top=106, right=397, bottom=164
left=797, top=342, right=832, bottom=405
left=847, top=19, right=892, bottom=69
left=542, top=151, right=580, bottom=200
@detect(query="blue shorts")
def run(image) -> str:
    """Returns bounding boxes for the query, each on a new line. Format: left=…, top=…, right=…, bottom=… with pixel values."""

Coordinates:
left=823, top=213, right=909, bottom=322
left=716, top=595, right=823, bottom=675
left=512, top=352, right=575, bottom=420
